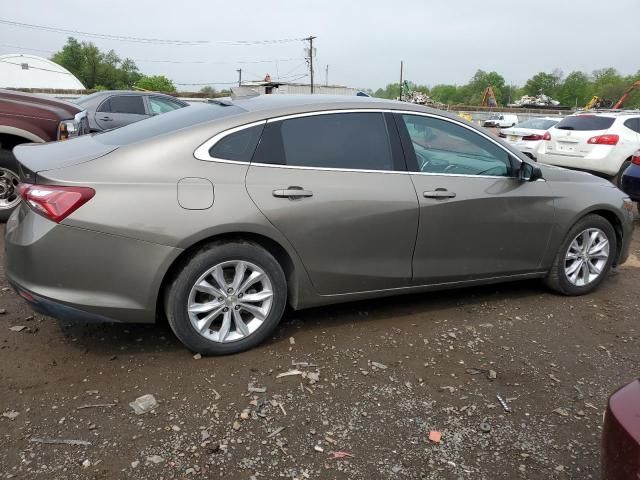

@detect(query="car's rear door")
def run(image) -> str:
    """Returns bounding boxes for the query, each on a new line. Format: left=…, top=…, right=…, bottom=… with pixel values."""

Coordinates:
left=95, top=95, right=148, bottom=130
left=396, top=112, right=556, bottom=283
left=245, top=111, right=419, bottom=295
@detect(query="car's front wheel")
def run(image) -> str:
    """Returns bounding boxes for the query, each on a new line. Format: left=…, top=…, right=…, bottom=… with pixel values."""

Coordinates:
left=165, top=241, right=287, bottom=355
left=545, top=215, right=616, bottom=295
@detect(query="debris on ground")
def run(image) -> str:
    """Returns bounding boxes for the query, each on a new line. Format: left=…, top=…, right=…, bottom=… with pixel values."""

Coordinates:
left=129, top=394, right=158, bottom=415
left=496, top=394, right=511, bottom=412
left=248, top=383, right=267, bottom=393
left=8, top=325, right=26, bottom=332
left=331, top=451, right=354, bottom=459
left=29, top=437, right=91, bottom=446
left=553, top=407, right=569, bottom=417
left=276, top=369, right=303, bottom=379
left=2, top=410, right=19, bottom=420
left=428, top=430, right=442, bottom=443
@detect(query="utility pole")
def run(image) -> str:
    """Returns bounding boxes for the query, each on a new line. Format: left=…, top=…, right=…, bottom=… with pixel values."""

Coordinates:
left=399, top=61, right=404, bottom=101
left=236, top=68, right=242, bottom=86
left=305, top=36, right=316, bottom=94
left=325, top=64, right=329, bottom=86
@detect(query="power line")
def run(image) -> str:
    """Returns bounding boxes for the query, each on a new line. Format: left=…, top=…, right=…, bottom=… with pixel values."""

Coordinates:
left=0, top=44, right=302, bottom=66
left=175, top=73, right=308, bottom=87
left=0, top=58, right=72, bottom=75
left=0, top=18, right=306, bottom=46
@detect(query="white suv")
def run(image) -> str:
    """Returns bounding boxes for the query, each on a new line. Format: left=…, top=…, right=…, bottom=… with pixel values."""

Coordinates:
left=535, top=111, right=640, bottom=187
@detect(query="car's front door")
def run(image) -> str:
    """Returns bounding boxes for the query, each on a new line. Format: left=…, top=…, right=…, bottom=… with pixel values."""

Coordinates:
left=95, top=95, right=148, bottom=130
left=397, top=113, right=556, bottom=284
left=246, top=111, right=419, bottom=295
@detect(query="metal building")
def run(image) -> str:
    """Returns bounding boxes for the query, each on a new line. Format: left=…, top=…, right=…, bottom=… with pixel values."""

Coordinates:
left=0, top=54, right=85, bottom=90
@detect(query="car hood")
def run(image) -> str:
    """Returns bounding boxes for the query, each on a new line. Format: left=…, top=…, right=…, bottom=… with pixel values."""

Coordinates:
left=13, top=134, right=117, bottom=173
left=0, top=89, right=82, bottom=121
left=538, top=163, right=616, bottom=187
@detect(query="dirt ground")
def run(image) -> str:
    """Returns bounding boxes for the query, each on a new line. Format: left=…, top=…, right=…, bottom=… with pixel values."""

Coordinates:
left=1, top=221, right=639, bottom=480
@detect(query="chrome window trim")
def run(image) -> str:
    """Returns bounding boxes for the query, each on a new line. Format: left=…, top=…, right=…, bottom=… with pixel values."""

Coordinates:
left=193, top=108, right=525, bottom=180
left=194, top=120, right=267, bottom=162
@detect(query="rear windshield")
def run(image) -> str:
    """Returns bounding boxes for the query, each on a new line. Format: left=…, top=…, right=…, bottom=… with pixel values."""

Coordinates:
left=515, top=119, right=559, bottom=130
left=555, top=115, right=615, bottom=131
left=93, top=102, right=245, bottom=146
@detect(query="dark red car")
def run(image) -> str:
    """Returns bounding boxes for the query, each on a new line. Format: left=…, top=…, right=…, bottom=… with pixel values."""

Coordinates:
left=0, top=89, right=89, bottom=221
left=602, top=378, right=640, bottom=479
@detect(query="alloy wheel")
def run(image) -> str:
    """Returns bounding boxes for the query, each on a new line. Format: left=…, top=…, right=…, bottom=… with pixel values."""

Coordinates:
left=564, top=228, right=610, bottom=287
left=187, top=260, right=274, bottom=343
left=0, top=168, right=20, bottom=211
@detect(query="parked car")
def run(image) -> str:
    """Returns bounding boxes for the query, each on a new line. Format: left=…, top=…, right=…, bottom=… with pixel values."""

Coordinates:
left=535, top=111, right=640, bottom=187
left=602, top=378, right=640, bottom=479
left=6, top=96, right=634, bottom=355
left=482, top=113, right=518, bottom=128
left=75, top=91, right=188, bottom=132
left=498, top=117, right=561, bottom=160
left=0, top=89, right=88, bottom=221
left=620, top=149, right=640, bottom=209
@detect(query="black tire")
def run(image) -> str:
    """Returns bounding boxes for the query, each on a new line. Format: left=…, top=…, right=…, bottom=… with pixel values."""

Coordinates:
left=612, top=159, right=632, bottom=189
left=164, top=241, right=287, bottom=355
left=544, top=214, right=617, bottom=295
left=0, top=149, right=21, bottom=223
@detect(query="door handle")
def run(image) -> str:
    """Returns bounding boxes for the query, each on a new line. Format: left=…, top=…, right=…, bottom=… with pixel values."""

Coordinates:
left=423, top=190, right=456, bottom=199
left=272, top=187, right=313, bottom=199
left=100, top=116, right=113, bottom=121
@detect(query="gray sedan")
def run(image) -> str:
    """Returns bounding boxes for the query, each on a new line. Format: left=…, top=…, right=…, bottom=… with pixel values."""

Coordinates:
left=75, top=90, right=188, bottom=132
left=6, top=95, right=634, bottom=354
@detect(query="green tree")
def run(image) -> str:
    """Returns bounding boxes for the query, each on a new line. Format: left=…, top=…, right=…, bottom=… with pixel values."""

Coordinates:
left=523, top=71, right=562, bottom=97
left=199, top=86, right=217, bottom=97
left=135, top=75, right=176, bottom=92
left=557, top=71, right=593, bottom=108
left=467, top=70, right=506, bottom=105
left=52, top=37, right=144, bottom=90
left=373, top=83, right=401, bottom=99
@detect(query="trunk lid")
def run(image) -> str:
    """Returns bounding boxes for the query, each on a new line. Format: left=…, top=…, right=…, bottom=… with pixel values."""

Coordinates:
left=13, top=134, right=117, bottom=181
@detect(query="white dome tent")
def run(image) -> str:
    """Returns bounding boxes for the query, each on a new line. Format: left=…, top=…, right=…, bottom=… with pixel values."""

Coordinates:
left=0, top=53, right=85, bottom=89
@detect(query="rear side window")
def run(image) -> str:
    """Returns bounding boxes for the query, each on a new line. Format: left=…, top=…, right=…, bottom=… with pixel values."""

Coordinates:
left=209, top=124, right=264, bottom=161
left=253, top=113, right=394, bottom=171
left=108, top=95, right=146, bottom=115
left=555, top=116, right=615, bottom=131
left=624, top=118, right=640, bottom=134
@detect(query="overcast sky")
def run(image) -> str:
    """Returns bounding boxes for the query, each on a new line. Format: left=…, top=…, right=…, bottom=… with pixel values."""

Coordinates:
left=1, top=0, right=638, bottom=91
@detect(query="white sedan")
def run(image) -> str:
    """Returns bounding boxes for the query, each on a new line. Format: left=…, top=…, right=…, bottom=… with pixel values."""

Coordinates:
left=499, top=117, right=562, bottom=160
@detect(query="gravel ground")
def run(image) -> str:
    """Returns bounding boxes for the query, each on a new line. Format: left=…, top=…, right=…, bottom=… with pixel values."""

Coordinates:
left=1, top=220, right=639, bottom=480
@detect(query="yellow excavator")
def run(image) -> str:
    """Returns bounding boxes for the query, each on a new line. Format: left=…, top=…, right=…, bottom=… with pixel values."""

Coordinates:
left=481, top=87, right=498, bottom=107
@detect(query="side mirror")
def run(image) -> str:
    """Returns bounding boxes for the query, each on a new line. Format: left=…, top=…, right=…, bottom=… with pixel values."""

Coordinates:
left=519, top=162, right=543, bottom=182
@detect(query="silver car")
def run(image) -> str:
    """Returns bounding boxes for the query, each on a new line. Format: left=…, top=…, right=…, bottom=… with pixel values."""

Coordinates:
left=6, top=95, right=634, bottom=354
left=75, top=91, right=188, bottom=132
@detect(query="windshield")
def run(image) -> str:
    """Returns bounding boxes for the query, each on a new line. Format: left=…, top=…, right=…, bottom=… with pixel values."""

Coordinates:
left=515, top=119, right=559, bottom=130
left=93, top=102, right=245, bottom=146
left=555, top=115, right=615, bottom=131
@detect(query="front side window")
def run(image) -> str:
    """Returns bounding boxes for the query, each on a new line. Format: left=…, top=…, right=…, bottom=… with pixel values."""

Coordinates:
left=253, top=112, right=394, bottom=171
left=209, top=124, right=264, bottom=161
left=109, top=95, right=146, bottom=115
left=149, top=96, right=184, bottom=115
left=401, top=114, right=513, bottom=177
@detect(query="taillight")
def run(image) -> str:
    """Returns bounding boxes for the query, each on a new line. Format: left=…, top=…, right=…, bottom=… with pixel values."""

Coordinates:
left=632, top=151, right=640, bottom=166
left=542, top=131, right=551, bottom=141
left=587, top=134, right=619, bottom=145
left=17, top=183, right=95, bottom=223
left=523, top=134, right=544, bottom=141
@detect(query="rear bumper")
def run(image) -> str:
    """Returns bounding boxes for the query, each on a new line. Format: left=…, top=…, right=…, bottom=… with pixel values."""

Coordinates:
left=536, top=148, right=622, bottom=176
left=5, top=205, right=182, bottom=324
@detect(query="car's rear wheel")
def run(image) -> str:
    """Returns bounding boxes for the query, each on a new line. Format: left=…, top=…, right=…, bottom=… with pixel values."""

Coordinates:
left=0, top=150, right=21, bottom=222
left=544, top=215, right=616, bottom=295
left=165, top=241, right=287, bottom=355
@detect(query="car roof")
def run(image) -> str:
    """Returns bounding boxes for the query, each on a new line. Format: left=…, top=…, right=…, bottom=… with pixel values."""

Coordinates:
left=229, top=94, right=446, bottom=117
left=572, top=110, right=640, bottom=118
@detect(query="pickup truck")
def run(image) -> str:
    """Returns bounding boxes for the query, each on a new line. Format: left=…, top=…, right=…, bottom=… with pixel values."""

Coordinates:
left=0, top=89, right=89, bottom=221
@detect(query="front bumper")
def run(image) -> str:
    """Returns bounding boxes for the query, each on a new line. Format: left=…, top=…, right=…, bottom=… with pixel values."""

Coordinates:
left=621, top=165, right=640, bottom=202
left=5, top=205, right=182, bottom=324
